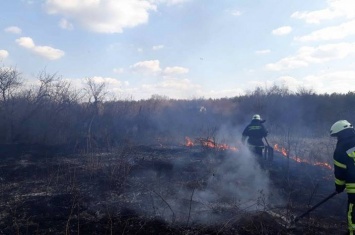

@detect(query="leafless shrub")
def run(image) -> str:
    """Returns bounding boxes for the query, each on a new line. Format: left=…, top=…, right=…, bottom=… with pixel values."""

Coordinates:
left=0, top=66, right=22, bottom=142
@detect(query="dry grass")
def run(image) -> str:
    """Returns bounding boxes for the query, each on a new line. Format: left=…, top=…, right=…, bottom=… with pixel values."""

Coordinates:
left=0, top=142, right=347, bottom=234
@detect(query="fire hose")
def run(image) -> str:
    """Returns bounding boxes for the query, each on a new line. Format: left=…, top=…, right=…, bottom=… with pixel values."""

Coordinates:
left=288, top=191, right=338, bottom=228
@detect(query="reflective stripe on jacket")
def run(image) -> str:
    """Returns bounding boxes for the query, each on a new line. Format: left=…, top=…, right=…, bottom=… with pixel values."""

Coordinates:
left=242, top=119, right=268, bottom=147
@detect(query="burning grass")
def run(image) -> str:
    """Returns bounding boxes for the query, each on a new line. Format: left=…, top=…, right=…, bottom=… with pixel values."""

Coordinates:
left=185, top=136, right=238, bottom=151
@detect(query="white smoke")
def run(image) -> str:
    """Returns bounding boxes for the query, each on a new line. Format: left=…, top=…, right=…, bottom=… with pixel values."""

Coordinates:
left=125, top=126, right=285, bottom=225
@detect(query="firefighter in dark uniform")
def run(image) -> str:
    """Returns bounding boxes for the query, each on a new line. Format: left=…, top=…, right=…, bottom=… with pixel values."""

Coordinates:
left=242, top=114, right=268, bottom=158
left=331, top=120, right=355, bottom=235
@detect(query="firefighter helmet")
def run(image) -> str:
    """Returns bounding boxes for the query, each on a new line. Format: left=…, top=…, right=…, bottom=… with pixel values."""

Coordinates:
left=330, top=120, right=353, bottom=136
left=252, top=114, right=261, bottom=120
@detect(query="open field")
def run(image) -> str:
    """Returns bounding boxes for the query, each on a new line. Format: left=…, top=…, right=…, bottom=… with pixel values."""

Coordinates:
left=0, top=143, right=348, bottom=234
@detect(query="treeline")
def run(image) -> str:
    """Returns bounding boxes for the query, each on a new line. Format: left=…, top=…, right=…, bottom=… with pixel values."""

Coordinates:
left=0, top=66, right=354, bottom=152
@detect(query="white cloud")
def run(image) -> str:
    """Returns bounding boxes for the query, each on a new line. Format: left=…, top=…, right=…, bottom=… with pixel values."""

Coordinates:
left=255, top=49, right=271, bottom=54
left=303, top=70, right=355, bottom=94
left=291, top=0, right=355, bottom=24
left=58, top=75, right=242, bottom=100
left=44, top=0, right=157, bottom=33
left=201, top=88, right=245, bottom=98
left=155, top=78, right=197, bottom=89
left=86, top=76, right=122, bottom=86
left=63, top=76, right=123, bottom=88
left=15, top=37, right=65, bottom=60
left=272, top=26, right=292, bottom=36
left=163, top=66, right=189, bottom=76
left=52, top=76, right=127, bottom=100
left=276, top=76, right=303, bottom=90
left=139, top=78, right=245, bottom=99
left=129, top=59, right=190, bottom=79
left=16, top=37, right=36, bottom=48
left=4, top=26, right=22, bottom=34
left=296, top=19, right=355, bottom=42
left=113, top=68, right=124, bottom=74
left=36, top=74, right=251, bottom=100
left=139, top=77, right=202, bottom=99
left=152, top=45, right=164, bottom=50
left=0, top=50, right=9, bottom=59
left=59, top=18, right=74, bottom=30
left=265, top=57, right=308, bottom=71
left=291, top=8, right=335, bottom=24
left=266, top=42, right=355, bottom=71
left=152, top=0, right=191, bottom=5
left=247, top=71, right=355, bottom=95
left=130, top=60, right=162, bottom=74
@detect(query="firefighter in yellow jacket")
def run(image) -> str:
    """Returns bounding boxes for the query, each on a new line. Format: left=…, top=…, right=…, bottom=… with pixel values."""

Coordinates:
left=331, top=120, right=355, bottom=235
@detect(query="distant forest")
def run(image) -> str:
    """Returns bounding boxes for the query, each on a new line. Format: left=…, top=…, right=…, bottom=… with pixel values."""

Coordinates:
left=1, top=66, right=354, bottom=152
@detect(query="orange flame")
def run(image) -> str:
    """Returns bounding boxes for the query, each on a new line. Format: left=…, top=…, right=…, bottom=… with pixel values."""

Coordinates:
left=274, top=144, right=288, bottom=156
left=273, top=144, right=332, bottom=170
left=185, top=137, right=194, bottom=147
left=185, top=137, right=237, bottom=151
left=184, top=138, right=331, bottom=170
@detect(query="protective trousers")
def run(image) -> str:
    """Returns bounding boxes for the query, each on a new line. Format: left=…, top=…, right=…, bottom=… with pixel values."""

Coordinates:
left=348, top=202, right=355, bottom=234
left=247, top=144, right=263, bottom=157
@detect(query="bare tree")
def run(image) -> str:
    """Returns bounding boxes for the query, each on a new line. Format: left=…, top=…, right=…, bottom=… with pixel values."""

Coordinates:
left=82, top=77, right=108, bottom=152
left=0, top=66, right=22, bottom=142
left=0, top=66, right=22, bottom=103
left=15, top=70, right=81, bottom=144
left=34, top=71, right=81, bottom=144
left=84, top=77, right=107, bottom=107
left=296, top=86, right=315, bottom=96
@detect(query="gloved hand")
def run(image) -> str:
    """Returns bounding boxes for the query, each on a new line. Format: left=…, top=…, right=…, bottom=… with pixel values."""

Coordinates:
left=336, top=184, right=345, bottom=194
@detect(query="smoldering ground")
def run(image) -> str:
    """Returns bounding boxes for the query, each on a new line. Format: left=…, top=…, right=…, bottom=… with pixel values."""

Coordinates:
left=124, top=130, right=285, bottom=226
left=1, top=132, right=343, bottom=234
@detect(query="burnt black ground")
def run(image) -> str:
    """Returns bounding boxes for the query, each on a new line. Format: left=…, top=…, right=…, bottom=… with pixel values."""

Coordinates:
left=0, top=144, right=348, bottom=234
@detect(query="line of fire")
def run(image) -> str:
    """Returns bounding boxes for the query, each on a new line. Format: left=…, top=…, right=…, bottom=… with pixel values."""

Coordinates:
left=183, top=136, right=332, bottom=170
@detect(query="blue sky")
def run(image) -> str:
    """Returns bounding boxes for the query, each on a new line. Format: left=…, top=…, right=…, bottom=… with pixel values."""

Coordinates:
left=1, top=0, right=355, bottom=100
